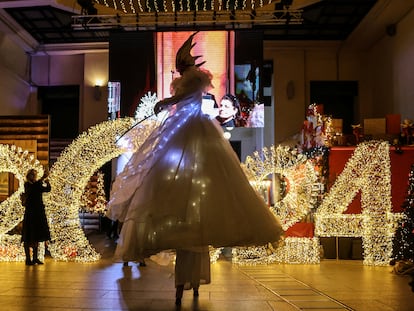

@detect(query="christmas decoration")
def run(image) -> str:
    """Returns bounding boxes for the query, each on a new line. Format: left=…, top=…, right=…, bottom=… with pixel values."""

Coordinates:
left=0, top=144, right=43, bottom=239
left=95, top=0, right=278, bottom=14
left=391, top=163, right=414, bottom=271
left=134, top=91, right=158, bottom=122
left=315, top=141, right=401, bottom=265
left=80, top=171, right=107, bottom=214
left=401, top=119, right=414, bottom=145
left=351, top=124, right=364, bottom=144
left=299, top=103, right=331, bottom=151
left=244, top=145, right=318, bottom=230
left=237, top=145, right=320, bottom=264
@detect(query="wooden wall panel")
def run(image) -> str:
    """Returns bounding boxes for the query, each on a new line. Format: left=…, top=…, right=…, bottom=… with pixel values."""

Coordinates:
left=0, top=115, right=49, bottom=167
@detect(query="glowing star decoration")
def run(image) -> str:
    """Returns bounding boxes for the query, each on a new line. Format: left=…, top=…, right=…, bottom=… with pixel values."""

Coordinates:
left=315, top=141, right=401, bottom=265
left=235, top=145, right=320, bottom=264
left=95, top=0, right=274, bottom=13
left=134, top=91, right=158, bottom=123
left=120, top=97, right=163, bottom=153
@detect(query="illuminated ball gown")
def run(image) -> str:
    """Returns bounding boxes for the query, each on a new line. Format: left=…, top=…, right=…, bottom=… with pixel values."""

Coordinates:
left=107, top=45, right=282, bottom=264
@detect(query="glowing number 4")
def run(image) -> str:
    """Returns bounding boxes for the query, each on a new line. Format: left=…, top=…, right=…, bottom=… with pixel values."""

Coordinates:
left=315, top=141, right=400, bottom=265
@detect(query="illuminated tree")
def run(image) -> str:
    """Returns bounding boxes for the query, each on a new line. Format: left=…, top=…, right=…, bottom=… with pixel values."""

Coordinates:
left=80, top=171, right=107, bottom=214
left=392, top=164, right=414, bottom=263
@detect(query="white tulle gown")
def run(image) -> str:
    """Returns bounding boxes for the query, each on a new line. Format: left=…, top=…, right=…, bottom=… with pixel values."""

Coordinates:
left=107, top=54, right=282, bottom=263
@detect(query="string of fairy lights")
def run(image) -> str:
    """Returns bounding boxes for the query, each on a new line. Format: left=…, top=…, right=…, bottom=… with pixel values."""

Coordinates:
left=94, top=0, right=274, bottom=13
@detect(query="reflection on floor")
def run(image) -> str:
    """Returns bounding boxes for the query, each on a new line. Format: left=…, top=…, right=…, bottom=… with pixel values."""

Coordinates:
left=0, top=232, right=413, bottom=311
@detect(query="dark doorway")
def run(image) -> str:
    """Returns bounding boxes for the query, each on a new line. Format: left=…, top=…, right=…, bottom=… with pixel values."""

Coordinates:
left=109, top=32, right=156, bottom=117
left=38, top=85, right=80, bottom=139
left=230, top=140, right=242, bottom=161
left=310, top=81, right=358, bottom=134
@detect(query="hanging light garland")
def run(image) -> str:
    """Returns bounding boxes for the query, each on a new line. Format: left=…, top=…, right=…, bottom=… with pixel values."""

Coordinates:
left=79, top=171, right=108, bottom=214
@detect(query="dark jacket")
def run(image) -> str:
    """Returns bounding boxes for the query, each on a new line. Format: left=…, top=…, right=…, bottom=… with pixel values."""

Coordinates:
left=21, top=179, right=51, bottom=243
left=216, top=117, right=236, bottom=128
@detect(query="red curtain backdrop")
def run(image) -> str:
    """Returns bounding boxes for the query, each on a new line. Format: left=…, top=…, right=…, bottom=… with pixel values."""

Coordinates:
left=285, top=223, right=315, bottom=238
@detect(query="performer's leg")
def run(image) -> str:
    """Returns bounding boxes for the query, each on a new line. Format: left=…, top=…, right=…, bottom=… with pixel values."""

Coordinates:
left=32, top=242, right=44, bottom=264
left=24, top=242, right=33, bottom=265
left=175, top=285, right=184, bottom=306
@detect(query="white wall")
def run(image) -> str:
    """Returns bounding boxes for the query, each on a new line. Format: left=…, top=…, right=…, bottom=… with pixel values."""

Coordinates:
left=83, top=53, right=109, bottom=130
left=263, top=7, right=414, bottom=145
left=0, top=49, right=110, bottom=132
left=30, top=52, right=108, bottom=132
left=383, top=7, right=414, bottom=119
left=264, top=41, right=344, bottom=144
left=0, top=31, right=34, bottom=115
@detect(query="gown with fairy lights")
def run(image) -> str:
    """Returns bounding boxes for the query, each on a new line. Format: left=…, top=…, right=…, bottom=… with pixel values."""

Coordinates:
left=106, top=36, right=282, bottom=262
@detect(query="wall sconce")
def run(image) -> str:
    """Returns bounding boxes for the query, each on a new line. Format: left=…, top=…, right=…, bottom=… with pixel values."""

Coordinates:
left=94, top=85, right=102, bottom=101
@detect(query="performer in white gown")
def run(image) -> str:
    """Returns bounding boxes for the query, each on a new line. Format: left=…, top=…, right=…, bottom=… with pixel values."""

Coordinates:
left=106, top=33, right=283, bottom=262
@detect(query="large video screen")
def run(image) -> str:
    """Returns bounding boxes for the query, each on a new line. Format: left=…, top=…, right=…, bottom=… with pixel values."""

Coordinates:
left=156, top=31, right=264, bottom=128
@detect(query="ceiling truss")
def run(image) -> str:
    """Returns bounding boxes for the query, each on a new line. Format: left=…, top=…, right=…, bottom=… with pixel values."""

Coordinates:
left=72, top=8, right=303, bottom=31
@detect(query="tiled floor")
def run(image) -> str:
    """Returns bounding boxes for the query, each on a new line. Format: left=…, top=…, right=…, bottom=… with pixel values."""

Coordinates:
left=1, top=232, right=413, bottom=311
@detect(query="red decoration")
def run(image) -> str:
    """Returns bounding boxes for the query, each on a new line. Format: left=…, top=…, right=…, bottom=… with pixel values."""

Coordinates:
left=285, top=222, right=315, bottom=238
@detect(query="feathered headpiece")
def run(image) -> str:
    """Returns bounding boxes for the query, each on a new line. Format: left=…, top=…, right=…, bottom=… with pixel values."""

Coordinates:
left=175, top=32, right=206, bottom=75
